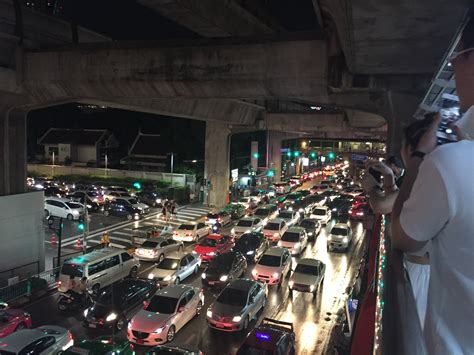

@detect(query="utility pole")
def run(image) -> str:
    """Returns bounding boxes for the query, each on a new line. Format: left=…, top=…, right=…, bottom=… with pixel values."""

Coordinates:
left=48, top=216, right=63, bottom=268
left=83, top=207, right=89, bottom=254
left=105, top=153, right=108, bottom=178
left=52, top=151, right=55, bottom=177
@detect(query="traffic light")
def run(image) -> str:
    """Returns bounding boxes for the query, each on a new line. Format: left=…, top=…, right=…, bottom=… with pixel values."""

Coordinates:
left=294, top=151, right=300, bottom=157
left=267, top=170, right=274, bottom=177
left=78, top=217, right=85, bottom=231
left=252, top=152, right=260, bottom=159
left=133, top=182, right=142, bottom=190
left=328, top=152, right=335, bottom=160
left=286, top=151, right=292, bottom=158
left=310, top=152, right=316, bottom=159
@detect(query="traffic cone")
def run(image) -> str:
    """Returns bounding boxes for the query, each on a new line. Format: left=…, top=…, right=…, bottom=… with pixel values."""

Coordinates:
left=74, top=237, right=82, bottom=250
left=50, top=234, right=57, bottom=245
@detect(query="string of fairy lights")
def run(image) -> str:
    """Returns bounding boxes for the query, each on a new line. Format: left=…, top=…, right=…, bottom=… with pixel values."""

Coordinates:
left=373, top=216, right=387, bottom=354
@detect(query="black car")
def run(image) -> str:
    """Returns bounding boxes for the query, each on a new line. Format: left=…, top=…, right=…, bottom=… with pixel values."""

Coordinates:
left=104, top=201, right=141, bottom=220
left=327, top=196, right=353, bottom=214
left=84, top=279, right=158, bottom=331
left=136, top=190, right=164, bottom=208
left=68, top=191, right=102, bottom=212
left=201, top=251, right=247, bottom=287
left=290, top=198, right=312, bottom=217
left=146, top=345, right=202, bottom=354
left=233, top=232, right=268, bottom=263
left=44, top=186, right=66, bottom=198
left=320, top=190, right=340, bottom=201
left=298, top=189, right=311, bottom=198
left=299, top=218, right=321, bottom=241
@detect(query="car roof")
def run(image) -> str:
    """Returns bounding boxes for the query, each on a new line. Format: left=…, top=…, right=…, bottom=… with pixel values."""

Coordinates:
left=314, top=206, right=328, bottom=210
left=240, top=216, right=260, bottom=221
left=301, top=218, right=318, bottom=223
left=166, top=251, right=190, bottom=259
left=0, top=326, right=65, bottom=351
left=226, top=279, right=257, bottom=292
left=244, top=327, right=287, bottom=349
left=256, top=204, right=276, bottom=210
left=65, top=248, right=124, bottom=265
left=333, top=223, right=350, bottom=229
left=44, top=197, right=71, bottom=202
left=156, top=284, right=194, bottom=298
left=263, top=247, right=287, bottom=257
left=266, top=218, right=284, bottom=224
left=286, top=226, right=305, bottom=233
left=297, top=258, right=324, bottom=267
left=179, top=222, right=197, bottom=226
left=204, top=234, right=225, bottom=240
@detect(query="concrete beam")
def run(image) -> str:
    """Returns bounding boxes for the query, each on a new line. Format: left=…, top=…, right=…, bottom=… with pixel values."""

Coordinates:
left=80, top=98, right=262, bottom=126
left=137, top=0, right=278, bottom=37
left=22, top=40, right=328, bottom=102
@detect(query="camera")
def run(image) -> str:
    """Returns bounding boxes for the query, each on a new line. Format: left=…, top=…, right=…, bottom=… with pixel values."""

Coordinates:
left=437, top=94, right=460, bottom=145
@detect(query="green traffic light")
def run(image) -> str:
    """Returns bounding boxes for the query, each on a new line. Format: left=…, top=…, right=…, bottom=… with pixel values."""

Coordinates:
left=328, top=152, right=335, bottom=159
left=78, top=223, right=85, bottom=231
left=133, top=182, right=142, bottom=190
left=252, top=152, right=259, bottom=159
left=267, top=170, right=274, bottom=177
left=294, top=151, right=300, bottom=157
left=286, top=151, right=292, bottom=157
left=310, top=152, right=316, bottom=158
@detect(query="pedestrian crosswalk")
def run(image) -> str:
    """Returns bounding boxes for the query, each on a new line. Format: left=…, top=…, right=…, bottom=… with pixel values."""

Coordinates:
left=57, top=205, right=213, bottom=249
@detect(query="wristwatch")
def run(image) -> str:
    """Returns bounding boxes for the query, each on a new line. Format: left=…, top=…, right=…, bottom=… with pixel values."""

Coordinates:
left=411, top=151, right=426, bottom=159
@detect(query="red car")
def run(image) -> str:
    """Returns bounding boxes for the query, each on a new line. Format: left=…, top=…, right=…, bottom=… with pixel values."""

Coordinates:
left=0, top=308, right=32, bottom=338
left=237, top=318, right=295, bottom=355
left=351, top=196, right=368, bottom=209
left=349, top=203, right=370, bottom=220
left=193, top=234, right=234, bottom=262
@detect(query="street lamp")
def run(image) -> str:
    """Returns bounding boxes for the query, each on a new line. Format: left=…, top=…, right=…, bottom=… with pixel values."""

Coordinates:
left=301, top=141, right=307, bottom=149
left=52, top=151, right=55, bottom=177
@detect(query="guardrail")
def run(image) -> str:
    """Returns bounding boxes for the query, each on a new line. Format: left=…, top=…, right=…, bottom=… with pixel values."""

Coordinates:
left=0, top=261, right=40, bottom=287
left=0, top=266, right=61, bottom=304
left=374, top=218, right=427, bottom=355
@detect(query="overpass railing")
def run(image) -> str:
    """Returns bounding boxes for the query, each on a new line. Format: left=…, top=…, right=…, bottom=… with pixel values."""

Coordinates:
left=373, top=217, right=427, bottom=354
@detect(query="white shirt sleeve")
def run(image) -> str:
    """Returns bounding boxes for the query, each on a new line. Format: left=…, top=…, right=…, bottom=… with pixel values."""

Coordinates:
left=399, top=158, right=450, bottom=242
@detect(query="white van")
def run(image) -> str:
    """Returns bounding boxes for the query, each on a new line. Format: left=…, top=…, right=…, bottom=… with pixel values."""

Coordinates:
left=44, top=197, right=84, bottom=221
left=58, top=249, right=140, bottom=293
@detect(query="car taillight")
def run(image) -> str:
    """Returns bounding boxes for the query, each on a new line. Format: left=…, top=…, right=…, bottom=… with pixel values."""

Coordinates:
left=67, top=331, right=73, bottom=341
left=218, top=217, right=222, bottom=222
left=186, top=233, right=193, bottom=236
left=57, top=281, right=61, bottom=288
left=173, top=231, right=178, bottom=235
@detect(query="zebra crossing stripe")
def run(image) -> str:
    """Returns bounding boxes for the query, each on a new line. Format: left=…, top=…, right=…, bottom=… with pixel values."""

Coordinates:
left=112, top=231, right=132, bottom=237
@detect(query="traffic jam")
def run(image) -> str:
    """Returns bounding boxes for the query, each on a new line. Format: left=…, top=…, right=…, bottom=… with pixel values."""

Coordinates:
left=1, top=163, right=370, bottom=354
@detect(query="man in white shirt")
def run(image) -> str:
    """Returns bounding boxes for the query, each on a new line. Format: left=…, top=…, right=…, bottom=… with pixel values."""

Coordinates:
left=391, top=16, right=474, bottom=354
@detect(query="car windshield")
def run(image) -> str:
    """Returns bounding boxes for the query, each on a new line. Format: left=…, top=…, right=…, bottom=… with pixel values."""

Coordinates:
left=66, top=202, right=82, bottom=209
left=312, top=209, right=326, bottom=216
left=127, top=198, right=139, bottom=204
left=61, top=263, right=83, bottom=278
left=235, top=235, right=258, bottom=247
left=207, top=214, right=219, bottom=219
left=96, top=288, right=121, bottom=306
left=146, top=295, right=178, bottom=314
left=286, top=194, right=299, bottom=201
left=279, top=212, right=293, bottom=219
left=141, top=241, right=160, bottom=248
left=216, top=288, right=247, bottom=307
left=264, top=222, right=280, bottom=231
left=237, top=345, right=273, bottom=355
left=199, top=238, right=219, bottom=247
left=208, top=254, right=234, bottom=269
left=157, top=258, right=179, bottom=270
left=300, top=220, right=315, bottom=228
left=258, top=255, right=281, bottom=267
left=281, top=232, right=300, bottom=242
left=237, top=220, right=253, bottom=227
left=319, top=184, right=328, bottom=189
left=240, top=198, right=249, bottom=202
left=295, top=263, right=320, bottom=275
left=179, top=224, right=195, bottom=230
left=87, top=191, right=99, bottom=197
left=331, top=227, right=348, bottom=236
left=254, top=209, right=270, bottom=217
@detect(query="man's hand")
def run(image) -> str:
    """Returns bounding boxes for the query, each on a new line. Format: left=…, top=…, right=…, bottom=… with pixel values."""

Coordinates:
left=416, top=114, right=441, bottom=154
left=451, top=123, right=473, bottom=141
left=365, top=160, right=394, bottom=178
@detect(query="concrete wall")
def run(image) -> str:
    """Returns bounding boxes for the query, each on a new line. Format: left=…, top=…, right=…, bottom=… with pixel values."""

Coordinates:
left=28, top=164, right=193, bottom=187
left=0, top=191, right=44, bottom=277
left=76, top=145, right=96, bottom=163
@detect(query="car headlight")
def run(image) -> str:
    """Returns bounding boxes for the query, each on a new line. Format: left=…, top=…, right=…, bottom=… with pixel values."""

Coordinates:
left=220, top=275, right=228, bottom=282
left=206, top=310, right=213, bottom=318
left=72, top=210, right=79, bottom=215
left=277, top=241, right=282, bottom=247
left=310, top=285, right=315, bottom=292
left=288, top=207, right=293, bottom=211
left=252, top=269, right=258, bottom=276
left=246, top=251, right=254, bottom=255
left=299, top=208, right=304, bottom=213
left=308, top=232, right=313, bottom=236
left=273, top=232, right=279, bottom=237
left=201, top=273, right=206, bottom=279
left=127, top=322, right=132, bottom=330
left=245, top=229, right=251, bottom=233
left=156, top=198, right=162, bottom=204
left=86, top=204, right=92, bottom=209
left=231, top=228, right=235, bottom=234
left=106, top=312, right=117, bottom=322
left=83, top=309, right=89, bottom=317
left=232, top=316, right=242, bottom=322
left=148, top=273, right=154, bottom=279
left=342, top=237, right=348, bottom=243
left=153, top=327, right=164, bottom=334
left=289, top=281, right=294, bottom=289
left=327, top=236, right=332, bottom=241
left=163, top=275, right=174, bottom=282
left=272, top=272, right=280, bottom=279
left=332, top=208, right=337, bottom=212
left=208, top=252, right=216, bottom=256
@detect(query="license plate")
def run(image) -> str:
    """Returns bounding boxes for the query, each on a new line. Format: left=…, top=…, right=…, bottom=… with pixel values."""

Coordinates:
left=88, top=323, right=96, bottom=328
left=208, top=281, right=215, bottom=285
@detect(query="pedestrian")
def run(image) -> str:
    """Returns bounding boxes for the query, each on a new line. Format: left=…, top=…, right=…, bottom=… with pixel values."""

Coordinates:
left=170, top=200, right=177, bottom=220
left=390, top=18, right=474, bottom=354
left=100, top=232, right=110, bottom=248
left=162, top=204, right=168, bottom=221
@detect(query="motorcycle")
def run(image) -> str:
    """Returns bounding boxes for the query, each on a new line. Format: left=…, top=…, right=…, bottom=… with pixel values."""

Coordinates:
left=57, top=290, right=93, bottom=312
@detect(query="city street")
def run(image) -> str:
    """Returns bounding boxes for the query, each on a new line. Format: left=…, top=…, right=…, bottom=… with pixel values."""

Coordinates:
left=31, top=179, right=367, bottom=354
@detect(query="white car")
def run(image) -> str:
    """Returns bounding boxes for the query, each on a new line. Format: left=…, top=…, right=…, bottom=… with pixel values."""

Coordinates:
left=289, top=259, right=326, bottom=296
left=134, top=237, right=184, bottom=262
left=278, top=227, right=308, bottom=255
left=310, top=206, right=332, bottom=225
left=0, top=325, right=73, bottom=354
left=148, top=252, right=201, bottom=286
left=127, top=285, right=204, bottom=346
left=262, top=219, right=288, bottom=243
left=277, top=210, right=301, bottom=227
left=173, top=222, right=210, bottom=242
left=103, top=186, right=130, bottom=201
left=114, top=197, right=150, bottom=214
left=238, top=197, right=258, bottom=210
left=273, top=182, right=291, bottom=195
left=44, top=197, right=84, bottom=221
left=231, top=217, right=263, bottom=237
left=252, top=247, right=292, bottom=286
left=310, top=183, right=331, bottom=194
left=327, top=223, right=353, bottom=251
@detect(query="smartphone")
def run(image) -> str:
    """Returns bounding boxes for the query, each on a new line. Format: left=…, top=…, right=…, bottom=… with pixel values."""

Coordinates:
left=437, top=94, right=461, bottom=145
left=368, top=167, right=382, bottom=183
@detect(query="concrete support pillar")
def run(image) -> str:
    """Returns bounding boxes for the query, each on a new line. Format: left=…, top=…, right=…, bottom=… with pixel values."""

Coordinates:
left=204, top=121, right=230, bottom=208
left=267, top=131, right=283, bottom=182
left=385, top=92, right=420, bottom=157
left=0, top=107, right=27, bottom=196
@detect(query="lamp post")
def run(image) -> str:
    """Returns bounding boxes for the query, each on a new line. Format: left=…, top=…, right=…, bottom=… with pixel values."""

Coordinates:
left=105, top=154, right=108, bottom=178
left=52, top=151, right=55, bottom=177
